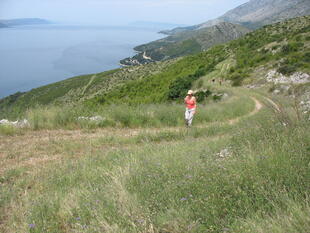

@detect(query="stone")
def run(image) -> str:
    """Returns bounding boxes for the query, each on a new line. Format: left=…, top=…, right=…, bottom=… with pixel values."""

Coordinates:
left=0, top=119, right=30, bottom=128
left=77, top=116, right=105, bottom=122
left=266, top=70, right=310, bottom=84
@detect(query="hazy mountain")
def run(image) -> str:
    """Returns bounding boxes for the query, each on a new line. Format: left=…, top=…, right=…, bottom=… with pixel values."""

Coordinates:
left=0, top=23, right=8, bottom=28
left=164, top=0, right=310, bottom=34
left=0, top=18, right=51, bottom=27
left=121, top=0, right=310, bottom=65
left=120, top=22, right=250, bottom=66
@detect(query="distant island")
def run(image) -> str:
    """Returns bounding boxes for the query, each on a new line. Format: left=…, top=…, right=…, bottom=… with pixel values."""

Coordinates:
left=0, top=22, right=8, bottom=28
left=0, top=18, right=51, bottom=27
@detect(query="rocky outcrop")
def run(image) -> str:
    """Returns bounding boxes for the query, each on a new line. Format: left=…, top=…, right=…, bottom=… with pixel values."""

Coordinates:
left=266, top=70, right=310, bottom=84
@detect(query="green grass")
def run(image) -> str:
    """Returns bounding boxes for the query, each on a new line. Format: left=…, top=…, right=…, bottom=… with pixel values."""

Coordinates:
left=1, top=97, right=309, bottom=232
left=18, top=93, right=253, bottom=130
left=0, top=125, right=25, bottom=136
left=0, top=15, right=309, bottom=233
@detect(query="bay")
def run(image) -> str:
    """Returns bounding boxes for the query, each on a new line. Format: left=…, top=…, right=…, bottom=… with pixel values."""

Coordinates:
left=0, top=25, right=164, bottom=98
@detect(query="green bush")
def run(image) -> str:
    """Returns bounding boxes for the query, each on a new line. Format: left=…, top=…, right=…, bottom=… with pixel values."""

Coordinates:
left=195, top=90, right=212, bottom=103
left=303, top=52, right=310, bottom=63
left=277, top=64, right=297, bottom=75
left=230, top=73, right=245, bottom=86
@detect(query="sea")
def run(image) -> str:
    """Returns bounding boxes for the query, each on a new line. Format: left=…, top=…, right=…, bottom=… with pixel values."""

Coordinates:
left=0, top=24, right=165, bottom=98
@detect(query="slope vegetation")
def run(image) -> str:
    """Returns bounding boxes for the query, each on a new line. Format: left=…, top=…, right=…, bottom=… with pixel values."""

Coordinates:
left=120, top=22, right=250, bottom=65
left=121, top=0, right=310, bottom=65
left=0, top=87, right=309, bottom=233
left=0, top=16, right=309, bottom=233
left=1, top=16, right=309, bottom=119
left=96, top=16, right=310, bottom=105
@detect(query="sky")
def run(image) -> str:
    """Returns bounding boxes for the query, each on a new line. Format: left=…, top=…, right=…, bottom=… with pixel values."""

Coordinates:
left=0, top=0, right=249, bottom=26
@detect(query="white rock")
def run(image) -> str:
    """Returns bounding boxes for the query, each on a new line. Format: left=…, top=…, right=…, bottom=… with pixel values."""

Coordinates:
left=78, top=116, right=105, bottom=122
left=0, top=119, right=30, bottom=128
left=0, top=119, right=10, bottom=125
left=217, top=148, right=232, bottom=158
left=266, top=70, right=310, bottom=84
left=90, top=116, right=104, bottom=121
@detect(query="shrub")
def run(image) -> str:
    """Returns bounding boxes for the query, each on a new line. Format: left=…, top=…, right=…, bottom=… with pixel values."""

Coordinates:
left=277, top=64, right=297, bottom=75
left=230, top=73, right=245, bottom=86
left=196, top=79, right=204, bottom=88
left=281, top=42, right=301, bottom=54
left=195, top=91, right=208, bottom=103
left=303, top=52, right=310, bottom=63
left=167, top=75, right=193, bottom=100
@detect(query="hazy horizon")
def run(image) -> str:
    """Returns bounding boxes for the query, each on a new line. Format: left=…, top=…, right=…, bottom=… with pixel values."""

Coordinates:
left=0, top=0, right=252, bottom=98
left=0, top=0, right=249, bottom=26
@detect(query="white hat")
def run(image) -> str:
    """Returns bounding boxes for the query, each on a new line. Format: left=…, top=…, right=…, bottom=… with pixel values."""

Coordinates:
left=187, top=90, right=194, bottom=95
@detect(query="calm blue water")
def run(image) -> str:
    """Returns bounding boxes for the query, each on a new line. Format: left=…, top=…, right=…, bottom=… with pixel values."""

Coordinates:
left=0, top=25, right=164, bottom=98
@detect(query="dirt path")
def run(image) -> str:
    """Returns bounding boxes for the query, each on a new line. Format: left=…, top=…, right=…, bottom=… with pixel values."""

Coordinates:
left=82, top=74, right=97, bottom=95
left=229, top=97, right=263, bottom=125
left=142, top=52, right=152, bottom=60
left=0, top=97, right=265, bottom=175
left=264, top=97, right=281, bottom=112
left=0, top=97, right=264, bottom=144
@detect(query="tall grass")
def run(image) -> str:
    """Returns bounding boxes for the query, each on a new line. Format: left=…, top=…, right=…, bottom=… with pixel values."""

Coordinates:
left=0, top=125, right=25, bottom=136
left=1, top=105, right=309, bottom=232
left=23, top=96, right=253, bottom=130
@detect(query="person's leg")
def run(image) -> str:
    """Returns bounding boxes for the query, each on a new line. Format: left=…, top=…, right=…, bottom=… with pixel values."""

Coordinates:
left=188, top=109, right=195, bottom=126
left=185, top=109, right=189, bottom=126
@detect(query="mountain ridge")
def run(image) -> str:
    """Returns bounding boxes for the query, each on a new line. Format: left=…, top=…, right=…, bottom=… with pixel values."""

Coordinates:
left=120, top=0, right=310, bottom=66
left=120, top=22, right=250, bottom=66
left=164, top=0, right=310, bottom=34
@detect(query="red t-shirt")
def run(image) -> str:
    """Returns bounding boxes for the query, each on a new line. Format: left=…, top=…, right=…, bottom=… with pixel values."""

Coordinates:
left=185, top=97, right=196, bottom=109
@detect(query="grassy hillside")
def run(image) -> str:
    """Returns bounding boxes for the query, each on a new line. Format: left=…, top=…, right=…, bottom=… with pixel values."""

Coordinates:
left=0, top=15, right=309, bottom=233
left=1, top=88, right=309, bottom=232
left=1, top=16, right=309, bottom=119
left=0, top=60, right=177, bottom=118
left=94, top=16, right=310, bottom=105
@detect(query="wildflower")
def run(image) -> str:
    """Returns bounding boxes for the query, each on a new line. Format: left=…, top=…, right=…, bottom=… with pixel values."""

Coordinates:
left=180, top=197, right=187, bottom=201
left=137, top=219, right=144, bottom=224
left=76, top=217, right=81, bottom=221
left=29, top=223, right=35, bottom=228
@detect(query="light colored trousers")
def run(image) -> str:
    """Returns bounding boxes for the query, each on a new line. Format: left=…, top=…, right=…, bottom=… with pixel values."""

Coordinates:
left=185, top=108, right=196, bottom=126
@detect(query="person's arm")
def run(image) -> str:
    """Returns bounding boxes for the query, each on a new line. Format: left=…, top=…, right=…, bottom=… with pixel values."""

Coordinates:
left=193, top=97, right=197, bottom=113
left=184, top=96, right=188, bottom=103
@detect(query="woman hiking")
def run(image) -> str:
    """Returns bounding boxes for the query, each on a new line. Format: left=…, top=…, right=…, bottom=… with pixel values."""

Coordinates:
left=184, top=90, right=197, bottom=127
